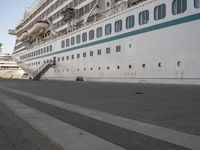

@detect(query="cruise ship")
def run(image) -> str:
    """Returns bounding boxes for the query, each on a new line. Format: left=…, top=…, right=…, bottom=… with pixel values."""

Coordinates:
left=9, top=0, right=200, bottom=84
left=0, top=43, right=25, bottom=79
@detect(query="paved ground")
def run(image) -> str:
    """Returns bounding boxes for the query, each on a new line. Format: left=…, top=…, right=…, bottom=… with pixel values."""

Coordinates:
left=0, top=78, right=200, bottom=150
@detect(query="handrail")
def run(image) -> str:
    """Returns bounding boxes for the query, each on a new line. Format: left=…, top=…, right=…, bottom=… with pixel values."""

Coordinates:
left=32, top=60, right=55, bottom=80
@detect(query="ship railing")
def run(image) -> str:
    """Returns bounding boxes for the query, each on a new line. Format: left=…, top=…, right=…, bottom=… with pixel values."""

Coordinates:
left=32, top=60, right=55, bottom=80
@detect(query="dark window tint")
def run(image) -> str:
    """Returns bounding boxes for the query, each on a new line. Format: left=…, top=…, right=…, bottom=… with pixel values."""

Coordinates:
left=82, top=32, right=87, bottom=42
left=97, top=49, right=101, bottom=55
left=139, top=10, right=149, bottom=25
left=115, top=20, right=122, bottom=32
left=96, top=27, right=102, bottom=38
left=89, top=30, right=94, bottom=40
left=66, top=39, right=70, bottom=47
left=76, top=35, right=81, bottom=44
left=71, top=37, right=75, bottom=45
left=172, top=0, right=187, bottom=15
left=116, top=45, right=121, bottom=52
left=50, top=45, right=52, bottom=52
left=126, top=15, right=135, bottom=29
left=83, top=52, right=86, bottom=57
left=61, top=40, right=65, bottom=48
left=105, top=24, right=112, bottom=35
left=154, top=4, right=166, bottom=20
left=90, top=51, right=93, bottom=56
left=194, top=0, right=200, bottom=8
left=106, top=48, right=110, bottom=54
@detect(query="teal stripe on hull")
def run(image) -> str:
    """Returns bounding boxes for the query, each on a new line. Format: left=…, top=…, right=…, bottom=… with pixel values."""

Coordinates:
left=24, top=12, right=200, bottom=62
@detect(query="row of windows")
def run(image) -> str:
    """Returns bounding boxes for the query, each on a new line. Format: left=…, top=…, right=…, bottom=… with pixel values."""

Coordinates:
left=20, top=45, right=52, bottom=60
left=59, top=46, right=121, bottom=62
left=28, top=61, right=182, bottom=72
left=29, top=61, right=182, bottom=72
left=61, top=0, right=199, bottom=49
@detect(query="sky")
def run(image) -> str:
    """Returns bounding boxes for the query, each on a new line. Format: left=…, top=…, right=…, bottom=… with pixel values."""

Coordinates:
left=0, top=0, right=35, bottom=54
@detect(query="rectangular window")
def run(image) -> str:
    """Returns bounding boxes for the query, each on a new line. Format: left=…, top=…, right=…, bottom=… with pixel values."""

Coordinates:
left=47, top=46, right=49, bottom=53
left=66, top=39, right=70, bottom=47
left=115, top=20, right=122, bottom=32
left=61, top=40, right=65, bottom=48
left=139, top=10, right=149, bottom=25
left=50, top=45, right=52, bottom=52
left=76, top=35, right=81, bottom=44
left=62, top=56, right=64, bottom=61
left=40, top=48, right=43, bottom=54
left=96, top=27, right=102, bottom=38
left=105, top=24, right=112, bottom=35
left=116, top=45, right=121, bottom=52
left=154, top=4, right=166, bottom=20
left=172, top=0, right=187, bottom=15
left=71, top=37, right=75, bottom=45
left=89, top=30, right=94, bottom=40
left=194, top=0, right=200, bottom=8
left=83, top=52, right=86, bottom=58
left=97, top=49, right=101, bottom=55
left=106, top=48, right=111, bottom=54
left=44, top=47, right=46, bottom=53
left=126, top=15, right=135, bottom=29
left=71, top=55, right=74, bottom=60
left=66, top=56, right=69, bottom=60
left=90, top=51, right=93, bottom=56
left=82, top=32, right=87, bottom=42
left=77, top=54, right=80, bottom=59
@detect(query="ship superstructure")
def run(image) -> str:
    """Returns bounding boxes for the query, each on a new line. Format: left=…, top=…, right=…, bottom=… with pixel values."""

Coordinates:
left=0, top=43, right=25, bottom=79
left=9, top=0, right=200, bottom=84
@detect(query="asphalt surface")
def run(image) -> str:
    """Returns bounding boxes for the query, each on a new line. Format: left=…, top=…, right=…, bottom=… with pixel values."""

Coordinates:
left=0, top=102, right=62, bottom=150
left=0, top=78, right=200, bottom=150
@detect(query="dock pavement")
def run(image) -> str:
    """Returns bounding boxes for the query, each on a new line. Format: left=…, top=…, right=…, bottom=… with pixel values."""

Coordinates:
left=0, top=78, right=200, bottom=150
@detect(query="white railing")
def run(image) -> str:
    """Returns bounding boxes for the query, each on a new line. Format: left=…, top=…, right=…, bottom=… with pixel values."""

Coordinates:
left=24, top=0, right=46, bottom=20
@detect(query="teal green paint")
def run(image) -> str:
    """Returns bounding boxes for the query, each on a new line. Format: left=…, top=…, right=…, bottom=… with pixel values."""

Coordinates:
left=24, top=12, right=200, bottom=62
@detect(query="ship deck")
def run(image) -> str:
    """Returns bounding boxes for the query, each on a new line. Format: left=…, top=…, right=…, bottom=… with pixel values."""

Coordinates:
left=0, top=79, right=200, bottom=150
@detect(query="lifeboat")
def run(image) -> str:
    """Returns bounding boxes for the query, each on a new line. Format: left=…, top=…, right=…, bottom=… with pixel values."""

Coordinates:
left=28, top=20, right=49, bottom=35
left=17, top=31, right=30, bottom=41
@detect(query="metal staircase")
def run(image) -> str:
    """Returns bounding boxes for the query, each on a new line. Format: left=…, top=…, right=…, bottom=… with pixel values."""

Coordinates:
left=32, top=60, right=55, bottom=80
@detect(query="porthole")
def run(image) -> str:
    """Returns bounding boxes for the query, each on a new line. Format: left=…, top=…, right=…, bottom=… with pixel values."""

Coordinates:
left=91, top=67, right=93, bottom=71
left=177, top=61, right=182, bottom=67
left=142, top=64, right=146, bottom=68
left=129, top=65, right=132, bottom=69
left=77, top=68, right=79, bottom=71
left=84, top=68, right=86, bottom=71
left=117, top=65, right=120, bottom=69
left=158, top=62, right=161, bottom=67
left=98, top=67, right=101, bottom=70
left=129, top=44, right=132, bottom=48
left=107, top=66, right=110, bottom=70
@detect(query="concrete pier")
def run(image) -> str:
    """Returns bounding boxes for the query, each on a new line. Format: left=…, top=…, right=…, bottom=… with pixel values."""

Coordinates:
left=0, top=79, right=200, bottom=150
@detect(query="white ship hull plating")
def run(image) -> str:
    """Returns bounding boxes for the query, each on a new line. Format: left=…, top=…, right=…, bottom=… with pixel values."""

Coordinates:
left=13, top=0, right=200, bottom=84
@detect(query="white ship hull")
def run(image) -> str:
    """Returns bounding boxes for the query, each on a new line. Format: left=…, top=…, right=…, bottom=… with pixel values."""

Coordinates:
left=12, top=0, right=200, bottom=84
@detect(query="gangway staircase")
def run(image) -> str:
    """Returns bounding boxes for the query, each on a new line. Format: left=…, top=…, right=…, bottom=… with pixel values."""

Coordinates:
left=32, top=60, right=55, bottom=80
